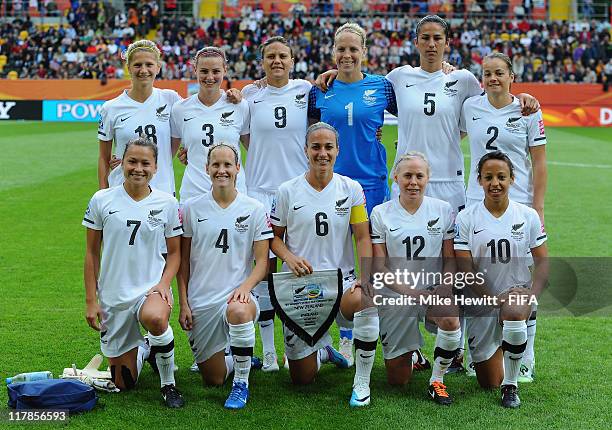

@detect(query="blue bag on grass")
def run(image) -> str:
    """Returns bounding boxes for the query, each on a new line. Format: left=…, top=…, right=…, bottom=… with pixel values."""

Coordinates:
left=7, top=379, right=97, bottom=412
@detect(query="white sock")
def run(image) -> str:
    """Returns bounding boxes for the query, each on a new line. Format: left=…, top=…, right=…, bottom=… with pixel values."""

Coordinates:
left=524, top=313, right=536, bottom=366
left=318, top=347, right=330, bottom=364
left=229, top=321, right=255, bottom=386
left=136, top=339, right=150, bottom=378
left=430, top=328, right=461, bottom=384
left=352, top=307, right=379, bottom=387
left=148, top=327, right=176, bottom=387
left=501, top=320, right=527, bottom=387
left=223, top=354, right=234, bottom=381
left=257, top=281, right=277, bottom=356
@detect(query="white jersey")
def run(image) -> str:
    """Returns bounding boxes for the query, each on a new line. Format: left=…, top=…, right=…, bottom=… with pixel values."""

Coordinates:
left=82, top=186, right=182, bottom=307
left=97, top=88, right=182, bottom=195
left=454, top=200, right=547, bottom=295
left=386, top=67, right=482, bottom=183
left=242, top=79, right=311, bottom=194
left=460, top=95, right=547, bottom=204
left=270, top=173, right=366, bottom=279
left=182, top=192, right=273, bottom=310
left=370, top=196, right=454, bottom=289
left=170, top=93, right=250, bottom=202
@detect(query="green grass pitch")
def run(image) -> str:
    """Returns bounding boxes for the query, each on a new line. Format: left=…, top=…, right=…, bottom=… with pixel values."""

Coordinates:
left=0, top=122, right=610, bottom=429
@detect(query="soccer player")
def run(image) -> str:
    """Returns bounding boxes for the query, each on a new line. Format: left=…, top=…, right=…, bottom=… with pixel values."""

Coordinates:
left=178, top=143, right=272, bottom=409
left=171, top=47, right=250, bottom=203
left=270, top=122, right=378, bottom=407
left=460, top=52, right=547, bottom=381
left=241, top=36, right=312, bottom=372
left=83, top=137, right=184, bottom=408
left=308, top=22, right=397, bottom=365
left=98, top=40, right=181, bottom=195
left=370, top=152, right=460, bottom=405
left=454, top=151, right=548, bottom=408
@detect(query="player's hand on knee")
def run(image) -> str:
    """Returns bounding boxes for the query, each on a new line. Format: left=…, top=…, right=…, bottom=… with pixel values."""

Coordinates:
left=228, top=284, right=252, bottom=304
left=441, top=61, right=456, bottom=74
left=177, top=146, right=188, bottom=165
left=147, top=283, right=173, bottom=308
left=315, top=69, right=338, bottom=92
left=85, top=302, right=101, bottom=331
left=109, top=155, right=121, bottom=170
left=286, top=255, right=313, bottom=277
left=179, top=304, right=193, bottom=331
left=518, top=93, right=540, bottom=115
left=225, top=88, right=243, bottom=104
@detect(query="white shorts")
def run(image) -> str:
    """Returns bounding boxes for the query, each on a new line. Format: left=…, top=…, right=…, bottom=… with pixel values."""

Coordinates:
left=391, top=181, right=466, bottom=213
left=99, top=295, right=148, bottom=358
left=466, top=311, right=502, bottom=364
left=283, top=279, right=354, bottom=361
left=188, top=297, right=260, bottom=364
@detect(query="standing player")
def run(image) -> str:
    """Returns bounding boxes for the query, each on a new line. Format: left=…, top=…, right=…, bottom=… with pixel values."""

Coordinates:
left=98, top=40, right=181, bottom=195
left=454, top=151, right=548, bottom=408
left=271, top=123, right=378, bottom=407
left=460, top=53, right=547, bottom=380
left=241, top=36, right=311, bottom=372
left=83, top=137, right=184, bottom=408
left=178, top=144, right=272, bottom=409
left=308, top=23, right=397, bottom=363
left=370, top=152, right=461, bottom=405
left=171, top=47, right=250, bottom=202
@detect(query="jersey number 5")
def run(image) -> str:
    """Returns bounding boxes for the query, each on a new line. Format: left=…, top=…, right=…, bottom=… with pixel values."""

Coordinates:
left=424, top=93, right=436, bottom=116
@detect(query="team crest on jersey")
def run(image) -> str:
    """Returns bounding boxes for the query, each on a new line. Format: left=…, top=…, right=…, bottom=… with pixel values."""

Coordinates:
left=220, top=110, right=235, bottom=126
left=443, top=80, right=459, bottom=96
left=235, top=214, right=250, bottom=233
left=335, top=196, right=350, bottom=216
left=295, top=93, right=307, bottom=108
left=511, top=221, right=525, bottom=240
left=155, top=104, right=170, bottom=122
left=362, top=89, right=377, bottom=106
left=426, top=217, right=442, bottom=236
left=505, top=116, right=522, bottom=132
left=148, top=209, right=164, bottom=227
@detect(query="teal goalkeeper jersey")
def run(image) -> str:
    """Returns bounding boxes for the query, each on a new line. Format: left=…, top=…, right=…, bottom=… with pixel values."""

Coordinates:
left=308, top=73, right=397, bottom=190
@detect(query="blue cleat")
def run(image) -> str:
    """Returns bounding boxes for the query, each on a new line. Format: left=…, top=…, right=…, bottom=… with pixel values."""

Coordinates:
left=224, top=381, right=249, bottom=410
left=349, top=382, right=371, bottom=407
left=325, top=345, right=349, bottom=369
left=251, top=356, right=263, bottom=370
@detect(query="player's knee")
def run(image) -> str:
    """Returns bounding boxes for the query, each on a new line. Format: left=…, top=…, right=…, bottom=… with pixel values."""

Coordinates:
left=437, top=316, right=460, bottom=331
left=290, top=372, right=316, bottom=385
left=500, top=305, right=527, bottom=322
left=386, top=371, right=410, bottom=386
left=203, top=373, right=225, bottom=387
left=144, top=314, right=168, bottom=335
left=226, top=303, right=253, bottom=324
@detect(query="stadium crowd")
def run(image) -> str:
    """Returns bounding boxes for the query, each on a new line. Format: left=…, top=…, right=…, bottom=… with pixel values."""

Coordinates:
left=1, top=1, right=611, bottom=83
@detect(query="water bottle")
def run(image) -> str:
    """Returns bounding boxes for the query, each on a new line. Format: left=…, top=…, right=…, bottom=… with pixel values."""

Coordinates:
left=6, top=371, right=53, bottom=384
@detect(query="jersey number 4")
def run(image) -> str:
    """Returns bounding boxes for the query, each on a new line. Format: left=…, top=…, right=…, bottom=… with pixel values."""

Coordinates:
left=215, top=229, right=229, bottom=253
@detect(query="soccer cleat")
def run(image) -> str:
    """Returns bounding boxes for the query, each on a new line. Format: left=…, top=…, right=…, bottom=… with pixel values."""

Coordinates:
left=251, top=356, right=263, bottom=370
left=518, top=362, right=534, bottom=383
left=190, top=361, right=199, bottom=372
left=428, top=381, right=453, bottom=405
left=325, top=345, right=349, bottom=369
left=349, top=382, right=371, bottom=407
left=224, top=381, right=249, bottom=410
left=161, top=384, right=185, bottom=408
left=445, top=354, right=465, bottom=374
left=262, top=352, right=279, bottom=372
left=412, top=349, right=431, bottom=371
left=339, top=337, right=355, bottom=367
left=466, top=361, right=476, bottom=377
left=501, top=384, right=521, bottom=408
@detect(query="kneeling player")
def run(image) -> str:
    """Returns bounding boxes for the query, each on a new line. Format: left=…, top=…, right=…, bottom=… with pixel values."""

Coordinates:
left=271, top=123, right=378, bottom=407
left=454, top=151, right=548, bottom=408
left=370, top=152, right=460, bottom=405
left=178, top=144, right=272, bottom=409
left=83, top=138, right=184, bottom=408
